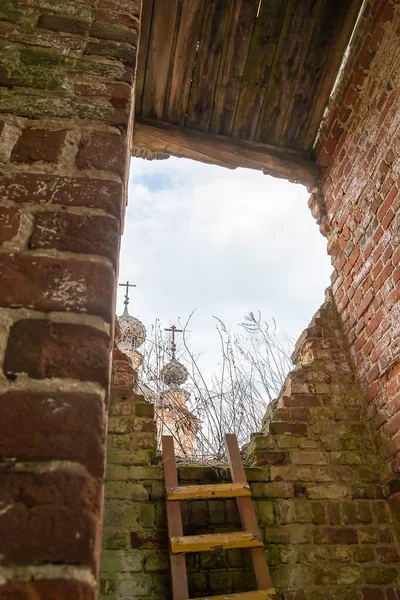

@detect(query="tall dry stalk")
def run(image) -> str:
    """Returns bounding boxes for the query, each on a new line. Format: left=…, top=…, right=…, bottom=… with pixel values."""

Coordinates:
left=138, top=313, right=294, bottom=460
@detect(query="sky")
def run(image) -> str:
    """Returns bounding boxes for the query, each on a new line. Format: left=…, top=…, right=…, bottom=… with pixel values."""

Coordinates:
left=117, top=156, right=332, bottom=372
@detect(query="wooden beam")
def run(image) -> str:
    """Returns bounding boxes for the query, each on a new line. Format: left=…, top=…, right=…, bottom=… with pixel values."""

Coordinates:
left=132, top=119, right=317, bottom=186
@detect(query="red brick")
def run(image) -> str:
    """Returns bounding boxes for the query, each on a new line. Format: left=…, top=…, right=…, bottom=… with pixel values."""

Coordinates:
left=282, top=395, right=321, bottom=408
left=84, top=38, right=137, bottom=68
left=327, top=503, right=341, bottom=525
left=94, top=8, right=139, bottom=28
left=3, top=319, right=110, bottom=385
left=0, top=580, right=95, bottom=600
left=0, top=471, right=101, bottom=568
left=373, top=262, right=393, bottom=293
left=0, top=172, right=124, bottom=220
left=313, top=527, right=358, bottom=544
left=30, top=212, right=120, bottom=266
left=38, top=13, right=90, bottom=35
left=0, top=253, right=115, bottom=321
left=74, top=81, right=131, bottom=109
left=254, top=452, right=287, bottom=466
left=130, top=530, right=168, bottom=550
left=0, top=206, right=21, bottom=243
left=12, top=129, right=67, bottom=164
left=76, top=132, right=127, bottom=176
left=363, top=590, right=385, bottom=600
left=376, top=546, right=400, bottom=563
left=0, top=392, right=106, bottom=477
left=269, top=422, right=307, bottom=436
left=89, top=20, right=138, bottom=45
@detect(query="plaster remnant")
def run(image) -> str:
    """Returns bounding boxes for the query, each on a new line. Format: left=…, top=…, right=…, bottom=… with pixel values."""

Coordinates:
left=0, top=123, right=21, bottom=163
left=0, top=199, right=119, bottom=220
left=0, top=504, right=13, bottom=516
left=27, top=247, right=114, bottom=269
left=59, top=129, right=81, bottom=169
left=1, top=460, right=92, bottom=477
left=1, top=213, right=34, bottom=252
left=42, top=272, right=88, bottom=311
left=0, top=162, right=122, bottom=181
left=0, top=564, right=96, bottom=585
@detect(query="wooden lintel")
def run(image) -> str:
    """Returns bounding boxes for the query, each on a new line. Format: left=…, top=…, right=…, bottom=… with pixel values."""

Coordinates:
left=132, top=119, right=317, bottom=187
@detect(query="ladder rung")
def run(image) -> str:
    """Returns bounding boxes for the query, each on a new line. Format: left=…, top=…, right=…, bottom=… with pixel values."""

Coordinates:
left=170, top=531, right=263, bottom=554
left=167, top=482, right=251, bottom=500
left=188, top=590, right=276, bottom=599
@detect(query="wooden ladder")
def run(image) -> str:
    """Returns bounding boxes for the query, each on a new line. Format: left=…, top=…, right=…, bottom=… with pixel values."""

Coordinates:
left=162, top=433, right=275, bottom=600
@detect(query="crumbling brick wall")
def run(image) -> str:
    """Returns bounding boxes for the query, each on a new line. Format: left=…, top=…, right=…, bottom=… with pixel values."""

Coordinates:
left=311, top=0, right=400, bottom=478
left=0, top=1, right=139, bottom=597
left=101, top=295, right=400, bottom=599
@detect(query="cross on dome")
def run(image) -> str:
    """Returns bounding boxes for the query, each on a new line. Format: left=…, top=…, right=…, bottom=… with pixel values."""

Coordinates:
left=164, top=324, right=183, bottom=359
left=118, top=280, right=136, bottom=316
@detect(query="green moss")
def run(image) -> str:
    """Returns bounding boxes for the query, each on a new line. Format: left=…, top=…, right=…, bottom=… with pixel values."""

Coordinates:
left=0, top=1, right=24, bottom=24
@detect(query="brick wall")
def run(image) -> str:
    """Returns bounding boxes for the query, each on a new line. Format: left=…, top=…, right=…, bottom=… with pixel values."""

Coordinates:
left=101, top=295, right=400, bottom=599
left=0, top=1, right=140, bottom=597
left=311, top=0, right=400, bottom=477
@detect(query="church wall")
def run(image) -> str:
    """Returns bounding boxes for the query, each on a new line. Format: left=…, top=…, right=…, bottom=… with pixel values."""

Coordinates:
left=311, top=0, right=400, bottom=480
left=101, top=295, right=400, bottom=600
left=0, top=1, right=140, bottom=597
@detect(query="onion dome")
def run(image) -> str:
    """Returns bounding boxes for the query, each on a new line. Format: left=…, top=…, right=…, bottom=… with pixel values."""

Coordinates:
left=117, top=305, right=146, bottom=353
left=160, top=358, right=188, bottom=386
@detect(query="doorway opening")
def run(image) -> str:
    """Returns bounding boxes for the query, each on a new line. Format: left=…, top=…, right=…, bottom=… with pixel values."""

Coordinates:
left=116, top=156, right=331, bottom=460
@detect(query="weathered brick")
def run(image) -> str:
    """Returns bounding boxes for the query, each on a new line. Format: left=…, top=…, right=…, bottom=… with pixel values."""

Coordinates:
left=84, top=38, right=137, bottom=67
left=0, top=471, right=101, bottom=568
left=4, top=319, right=110, bottom=385
left=270, top=422, right=307, bottom=436
left=364, top=567, right=398, bottom=585
left=0, top=253, right=115, bottom=321
left=30, top=211, right=120, bottom=265
left=0, top=391, right=106, bottom=477
left=362, top=590, right=385, bottom=600
left=74, top=80, right=131, bottom=109
left=0, top=172, right=124, bottom=220
left=313, top=527, right=358, bottom=545
left=76, top=132, right=128, bottom=176
left=12, top=128, right=67, bottom=163
left=0, top=205, right=20, bottom=242
left=0, top=580, right=96, bottom=599
left=38, top=12, right=90, bottom=35
left=315, top=0, right=400, bottom=473
left=135, top=402, right=155, bottom=418
left=89, top=20, right=138, bottom=44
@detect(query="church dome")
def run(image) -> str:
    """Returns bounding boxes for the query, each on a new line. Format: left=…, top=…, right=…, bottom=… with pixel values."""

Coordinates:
left=117, top=311, right=146, bottom=352
left=160, top=358, right=188, bottom=386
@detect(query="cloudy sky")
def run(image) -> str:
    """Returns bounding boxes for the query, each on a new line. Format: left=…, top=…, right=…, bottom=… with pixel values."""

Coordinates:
left=117, top=157, right=332, bottom=371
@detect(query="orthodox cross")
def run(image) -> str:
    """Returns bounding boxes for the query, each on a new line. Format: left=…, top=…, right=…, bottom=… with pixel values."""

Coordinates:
left=119, top=280, right=136, bottom=316
left=164, top=325, right=183, bottom=359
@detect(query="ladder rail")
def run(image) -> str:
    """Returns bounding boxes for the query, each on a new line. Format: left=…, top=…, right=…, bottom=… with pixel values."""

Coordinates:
left=162, top=435, right=189, bottom=600
left=225, top=434, right=274, bottom=590
left=162, top=433, right=275, bottom=599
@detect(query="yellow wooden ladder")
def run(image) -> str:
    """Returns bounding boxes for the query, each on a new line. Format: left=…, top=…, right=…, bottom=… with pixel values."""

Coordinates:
left=162, top=433, right=275, bottom=600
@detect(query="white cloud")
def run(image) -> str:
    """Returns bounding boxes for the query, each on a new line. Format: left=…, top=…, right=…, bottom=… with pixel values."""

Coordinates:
left=118, top=157, right=332, bottom=372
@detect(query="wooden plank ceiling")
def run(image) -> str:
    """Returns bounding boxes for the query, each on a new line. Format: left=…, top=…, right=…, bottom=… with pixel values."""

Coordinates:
left=133, top=0, right=362, bottom=181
